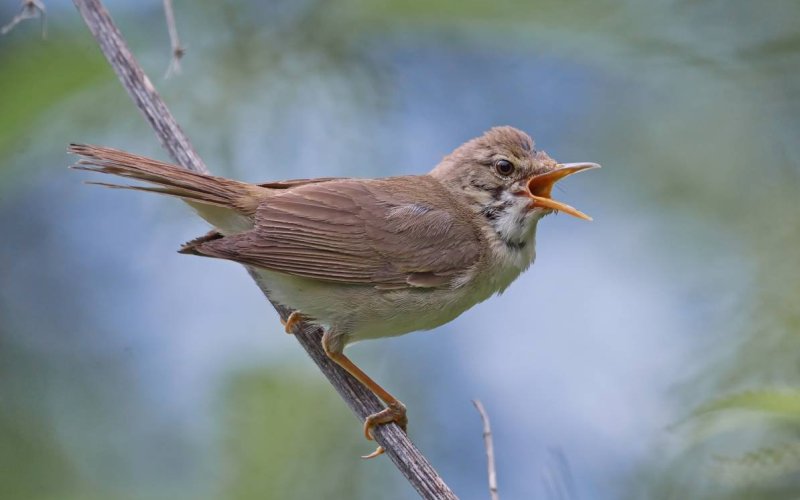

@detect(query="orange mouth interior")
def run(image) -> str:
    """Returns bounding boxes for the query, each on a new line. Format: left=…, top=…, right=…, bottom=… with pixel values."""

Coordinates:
left=526, top=163, right=600, bottom=221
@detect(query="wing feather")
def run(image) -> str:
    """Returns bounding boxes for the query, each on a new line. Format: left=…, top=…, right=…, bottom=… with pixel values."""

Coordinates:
left=195, top=177, right=482, bottom=288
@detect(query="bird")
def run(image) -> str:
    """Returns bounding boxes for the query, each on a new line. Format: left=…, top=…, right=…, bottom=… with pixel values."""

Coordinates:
left=69, top=126, right=599, bottom=458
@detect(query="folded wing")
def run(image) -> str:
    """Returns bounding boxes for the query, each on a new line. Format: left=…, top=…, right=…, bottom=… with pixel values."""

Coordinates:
left=190, top=177, right=483, bottom=289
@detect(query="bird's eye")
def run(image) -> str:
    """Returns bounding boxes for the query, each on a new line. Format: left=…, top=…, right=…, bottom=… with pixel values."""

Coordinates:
left=494, top=159, right=515, bottom=177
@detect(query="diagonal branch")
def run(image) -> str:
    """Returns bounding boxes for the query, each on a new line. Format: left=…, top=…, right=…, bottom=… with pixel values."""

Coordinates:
left=70, top=1, right=457, bottom=498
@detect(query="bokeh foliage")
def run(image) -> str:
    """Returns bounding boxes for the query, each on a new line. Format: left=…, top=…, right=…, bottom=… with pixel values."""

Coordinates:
left=1, top=1, right=799, bottom=499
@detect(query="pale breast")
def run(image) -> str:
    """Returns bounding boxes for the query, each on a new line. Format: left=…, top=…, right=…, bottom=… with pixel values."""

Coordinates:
left=253, top=210, right=539, bottom=346
left=254, top=257, right=532, bottom=345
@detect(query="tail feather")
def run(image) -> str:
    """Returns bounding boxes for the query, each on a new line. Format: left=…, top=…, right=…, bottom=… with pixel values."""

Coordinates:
left=69, top=144, right=267, bottom=216
left=81, top=179, right=234, bottom=208
left=178, top=230, right=224, bottom=255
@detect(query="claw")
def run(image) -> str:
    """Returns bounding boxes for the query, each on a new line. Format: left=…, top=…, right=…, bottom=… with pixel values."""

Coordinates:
left=321, top=348, right=409, bottom=460
left=361, top=446, right=385, bottom=460
left=281, top=311, right=303, bottom=334
left=362, top=401, right=408, bottom=442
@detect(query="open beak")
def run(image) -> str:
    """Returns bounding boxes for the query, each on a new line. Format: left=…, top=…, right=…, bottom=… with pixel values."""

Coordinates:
left=526, top=162, right=600, bottom=221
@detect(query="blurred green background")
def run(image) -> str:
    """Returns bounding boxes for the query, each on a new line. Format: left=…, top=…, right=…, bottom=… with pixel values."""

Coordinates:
left=1, top=1, right=799, bottom=499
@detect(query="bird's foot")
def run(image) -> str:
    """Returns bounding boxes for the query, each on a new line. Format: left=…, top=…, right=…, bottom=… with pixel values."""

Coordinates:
left=280, top=311, right=304, bottom=334
left=361, top=400, right=408, bottom=459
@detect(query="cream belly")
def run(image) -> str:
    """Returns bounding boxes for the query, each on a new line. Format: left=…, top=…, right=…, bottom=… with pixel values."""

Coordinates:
left=253, top=245, right=533, bottom=346
left=253, top=268, right=480, bottom=342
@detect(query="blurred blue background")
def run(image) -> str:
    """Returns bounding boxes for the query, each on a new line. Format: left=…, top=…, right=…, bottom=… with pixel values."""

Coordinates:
left=2, top=1, right=799, bottom=499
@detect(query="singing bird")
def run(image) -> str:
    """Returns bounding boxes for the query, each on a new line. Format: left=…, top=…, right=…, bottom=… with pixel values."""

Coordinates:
left=70, top=126, right=599, bottom=458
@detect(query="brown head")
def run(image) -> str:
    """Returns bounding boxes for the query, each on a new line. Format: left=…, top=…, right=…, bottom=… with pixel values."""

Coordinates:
left=429, top=126, right=598, bottom=248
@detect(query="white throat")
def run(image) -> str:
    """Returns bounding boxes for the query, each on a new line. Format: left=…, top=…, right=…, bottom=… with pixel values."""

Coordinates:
left=482, top=191, right=542, bottom=249
left=475, top=191, right=543, bottom=294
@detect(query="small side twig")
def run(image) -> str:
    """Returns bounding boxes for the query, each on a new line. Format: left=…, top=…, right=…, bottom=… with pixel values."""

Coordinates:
left=473, top=399, right=499, bottom=500
left=2, top=0, right=47, bottom=38
left=162, top=0, right=184, bottom=78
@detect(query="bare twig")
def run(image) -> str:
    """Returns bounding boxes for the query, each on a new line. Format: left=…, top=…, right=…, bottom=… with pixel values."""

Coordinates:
left=472, top=400, right=499, bottom=500
left=70, top=0, right=457, bottom=498
left=2, top=0, right=47, bottom=38
left=162, top=0, right=184, bottom=78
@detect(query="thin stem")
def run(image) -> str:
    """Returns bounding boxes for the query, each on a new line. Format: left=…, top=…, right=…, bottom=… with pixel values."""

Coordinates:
left=473, top=400, right=499, bottom=500
left=162, top=0, right=183, bottom=78
left=1, top=0, right=47, bottom=38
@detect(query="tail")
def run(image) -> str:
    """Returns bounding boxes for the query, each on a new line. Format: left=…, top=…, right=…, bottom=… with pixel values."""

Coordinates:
left=69, top=144, right=270, bottom=232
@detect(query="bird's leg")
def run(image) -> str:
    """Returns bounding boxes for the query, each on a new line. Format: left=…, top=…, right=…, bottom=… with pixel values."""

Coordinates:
left=322, top=329, right=407, bottom=459
left=280, top=311, right=305, bottom=334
